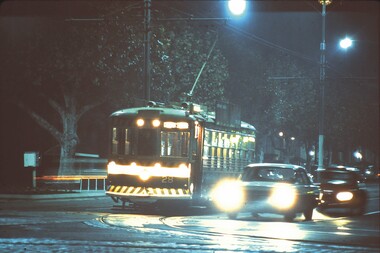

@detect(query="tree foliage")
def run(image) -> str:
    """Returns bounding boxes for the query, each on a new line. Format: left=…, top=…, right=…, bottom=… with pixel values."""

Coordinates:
left=224, top=35, right=318, bottom=158
left=1, top=1, right=229, bottom=174
left=325, top=79, right=379, bottom=156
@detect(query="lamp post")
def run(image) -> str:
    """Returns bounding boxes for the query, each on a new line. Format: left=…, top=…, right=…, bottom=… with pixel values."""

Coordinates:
left=317, top=0, right=331, bottom=171
left=144, top=0, right=152, bottom=101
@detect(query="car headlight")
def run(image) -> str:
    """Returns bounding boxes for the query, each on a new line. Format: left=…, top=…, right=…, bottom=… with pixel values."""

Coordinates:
left=269, top=183, right=297, bottom=209
left=336, top=191, right=354, bottom=201
left=212, top=180, right=245, bottom=212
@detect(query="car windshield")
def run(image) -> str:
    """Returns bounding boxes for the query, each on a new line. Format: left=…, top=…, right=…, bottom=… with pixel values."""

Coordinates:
left=241, top=167, right=309, bottom=184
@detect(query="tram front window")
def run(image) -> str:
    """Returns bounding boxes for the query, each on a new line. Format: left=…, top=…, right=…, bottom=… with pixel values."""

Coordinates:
left=137, top=129, right=158, bottom=156
left=161, top=131, right=190, bottom=157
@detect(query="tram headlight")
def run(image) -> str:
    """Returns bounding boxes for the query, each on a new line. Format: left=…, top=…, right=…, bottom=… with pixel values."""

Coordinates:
left=212, top=180, right=245, bottom=212
left=152, top=119, right=161, bottom=127
left=336, top=191, right=353, bottom=202
left=268, top=183, right=297, bottom=209
left=136, top=118, right=145, bottom=127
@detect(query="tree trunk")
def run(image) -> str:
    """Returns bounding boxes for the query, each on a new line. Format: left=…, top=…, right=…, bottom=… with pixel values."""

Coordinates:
left=58, top=111, right=79, bottom=176
left=58, top=136, right=78, bottom=176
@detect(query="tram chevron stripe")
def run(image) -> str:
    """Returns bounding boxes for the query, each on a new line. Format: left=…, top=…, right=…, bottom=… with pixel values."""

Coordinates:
left=107, top=185, right=190, bottom=196
left=126, top=186, right=134, bottom=194
left=121, top=186, right=128, bottom=193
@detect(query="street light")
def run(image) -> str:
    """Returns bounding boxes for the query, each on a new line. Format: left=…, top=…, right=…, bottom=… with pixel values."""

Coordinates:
left=339, top=37, right=353, bottom=49
left=317, top=0, right=332, bottom=171
left=228, top=0, right=247, bottom=16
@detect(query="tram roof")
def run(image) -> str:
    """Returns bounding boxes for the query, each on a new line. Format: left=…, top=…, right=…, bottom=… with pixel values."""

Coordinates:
left=111, top=106, right=256, bottom=132
left=111, top=106, right=197, bottom=120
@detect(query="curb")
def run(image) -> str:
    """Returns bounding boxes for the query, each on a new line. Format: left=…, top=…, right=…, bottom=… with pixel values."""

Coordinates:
left=0, top=191, right=106, bottom=200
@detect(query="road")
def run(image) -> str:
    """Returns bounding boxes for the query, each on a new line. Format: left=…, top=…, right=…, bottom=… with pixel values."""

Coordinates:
left=0, top=183, right=378, bottom=252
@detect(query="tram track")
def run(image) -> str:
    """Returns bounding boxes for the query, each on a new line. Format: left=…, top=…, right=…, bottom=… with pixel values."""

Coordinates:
left=94, top=212, right=379, bottom=252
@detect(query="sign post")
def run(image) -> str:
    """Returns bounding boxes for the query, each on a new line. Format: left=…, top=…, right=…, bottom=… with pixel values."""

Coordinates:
left=24, top=151, right=39, bottom=189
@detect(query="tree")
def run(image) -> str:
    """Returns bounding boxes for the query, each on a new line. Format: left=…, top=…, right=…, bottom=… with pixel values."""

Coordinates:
left=1, top=20, right=123, bottom=175
left=223, top=34, right=318, bottom=164
left=325, top=79, right=379, bottom=164
left=1, top=2, right=229, bottom=175
left=97, top=2, right=229, bottom=109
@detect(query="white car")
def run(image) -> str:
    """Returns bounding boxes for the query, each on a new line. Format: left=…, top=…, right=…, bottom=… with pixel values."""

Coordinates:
left=213, top=163, right=320, bottom=221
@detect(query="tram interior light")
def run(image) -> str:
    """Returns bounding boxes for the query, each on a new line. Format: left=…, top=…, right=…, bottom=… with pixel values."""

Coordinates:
left=243, top=136, right=255, bottom=143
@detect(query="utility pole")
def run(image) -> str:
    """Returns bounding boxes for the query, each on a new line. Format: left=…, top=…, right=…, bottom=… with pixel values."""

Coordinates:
left=144, top=0, right=152, bottom=101
left=318, top=0, right=331, bottom=171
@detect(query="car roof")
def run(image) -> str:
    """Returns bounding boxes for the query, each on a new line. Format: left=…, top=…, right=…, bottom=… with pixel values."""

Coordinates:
left=245, top=163, right=305, bottom=170
left=321, top=169, right=358, bottom=175
left=325, top=165, right=360, bottom=172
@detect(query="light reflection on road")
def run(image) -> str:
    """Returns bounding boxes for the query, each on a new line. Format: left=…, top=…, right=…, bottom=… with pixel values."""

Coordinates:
left=100, top=209, right=379, bottom=251
left=255, top=222, right=306, bottom=240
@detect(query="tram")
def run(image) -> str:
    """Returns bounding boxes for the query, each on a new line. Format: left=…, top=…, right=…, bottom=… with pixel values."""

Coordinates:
left=106, top=101, right=256, bottom=207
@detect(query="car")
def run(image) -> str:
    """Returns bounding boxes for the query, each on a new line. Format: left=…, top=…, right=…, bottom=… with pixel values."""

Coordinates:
left=317, top=165, right=368, bottom=216
left=362, top=165, right=379, bottom=182
left=212, top=163, right=320, bottom=222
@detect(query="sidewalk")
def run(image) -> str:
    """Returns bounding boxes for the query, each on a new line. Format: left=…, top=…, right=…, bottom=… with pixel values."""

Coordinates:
left=0, top=190, right=106, bottom=200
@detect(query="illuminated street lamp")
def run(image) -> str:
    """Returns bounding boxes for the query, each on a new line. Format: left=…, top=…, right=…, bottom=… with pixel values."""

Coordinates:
left=228, top=0, right=246, bottom=16
left=317, top=0, right=332, bottom=171
left=353, top=150, right=363, bottom=161
left=339, top=37, right=353, bottom=49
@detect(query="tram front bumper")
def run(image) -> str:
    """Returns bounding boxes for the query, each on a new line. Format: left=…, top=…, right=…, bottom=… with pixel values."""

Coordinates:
left=106, top=185, right=192, bottom=202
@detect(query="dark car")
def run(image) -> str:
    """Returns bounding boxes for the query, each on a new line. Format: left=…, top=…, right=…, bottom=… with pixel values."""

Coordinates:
left=212, top=163, right=320, bottom=222
left=317, top=165, right=368, bottom=216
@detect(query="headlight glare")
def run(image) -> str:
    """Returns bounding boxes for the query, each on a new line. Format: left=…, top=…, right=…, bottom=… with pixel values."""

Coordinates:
left=212, top=180, right=245, bottom=212
left=269, top=183, right=297, bottom=209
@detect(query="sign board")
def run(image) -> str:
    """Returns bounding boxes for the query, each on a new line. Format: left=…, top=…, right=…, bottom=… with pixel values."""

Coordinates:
left=24, top=152, right=39, bottom=168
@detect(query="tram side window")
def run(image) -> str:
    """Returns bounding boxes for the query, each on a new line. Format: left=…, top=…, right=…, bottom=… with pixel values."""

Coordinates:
left=161, top=131, right=190, bottom=157
left=112, top=127, right=119, bottom=155
left=203, top=130, right=211, bottom=157
left=124, top=129, right=131, bottom=155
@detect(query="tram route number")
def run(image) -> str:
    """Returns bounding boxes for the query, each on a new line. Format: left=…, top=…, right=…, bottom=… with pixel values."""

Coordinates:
left=162, top=176, right=174, bottom=183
